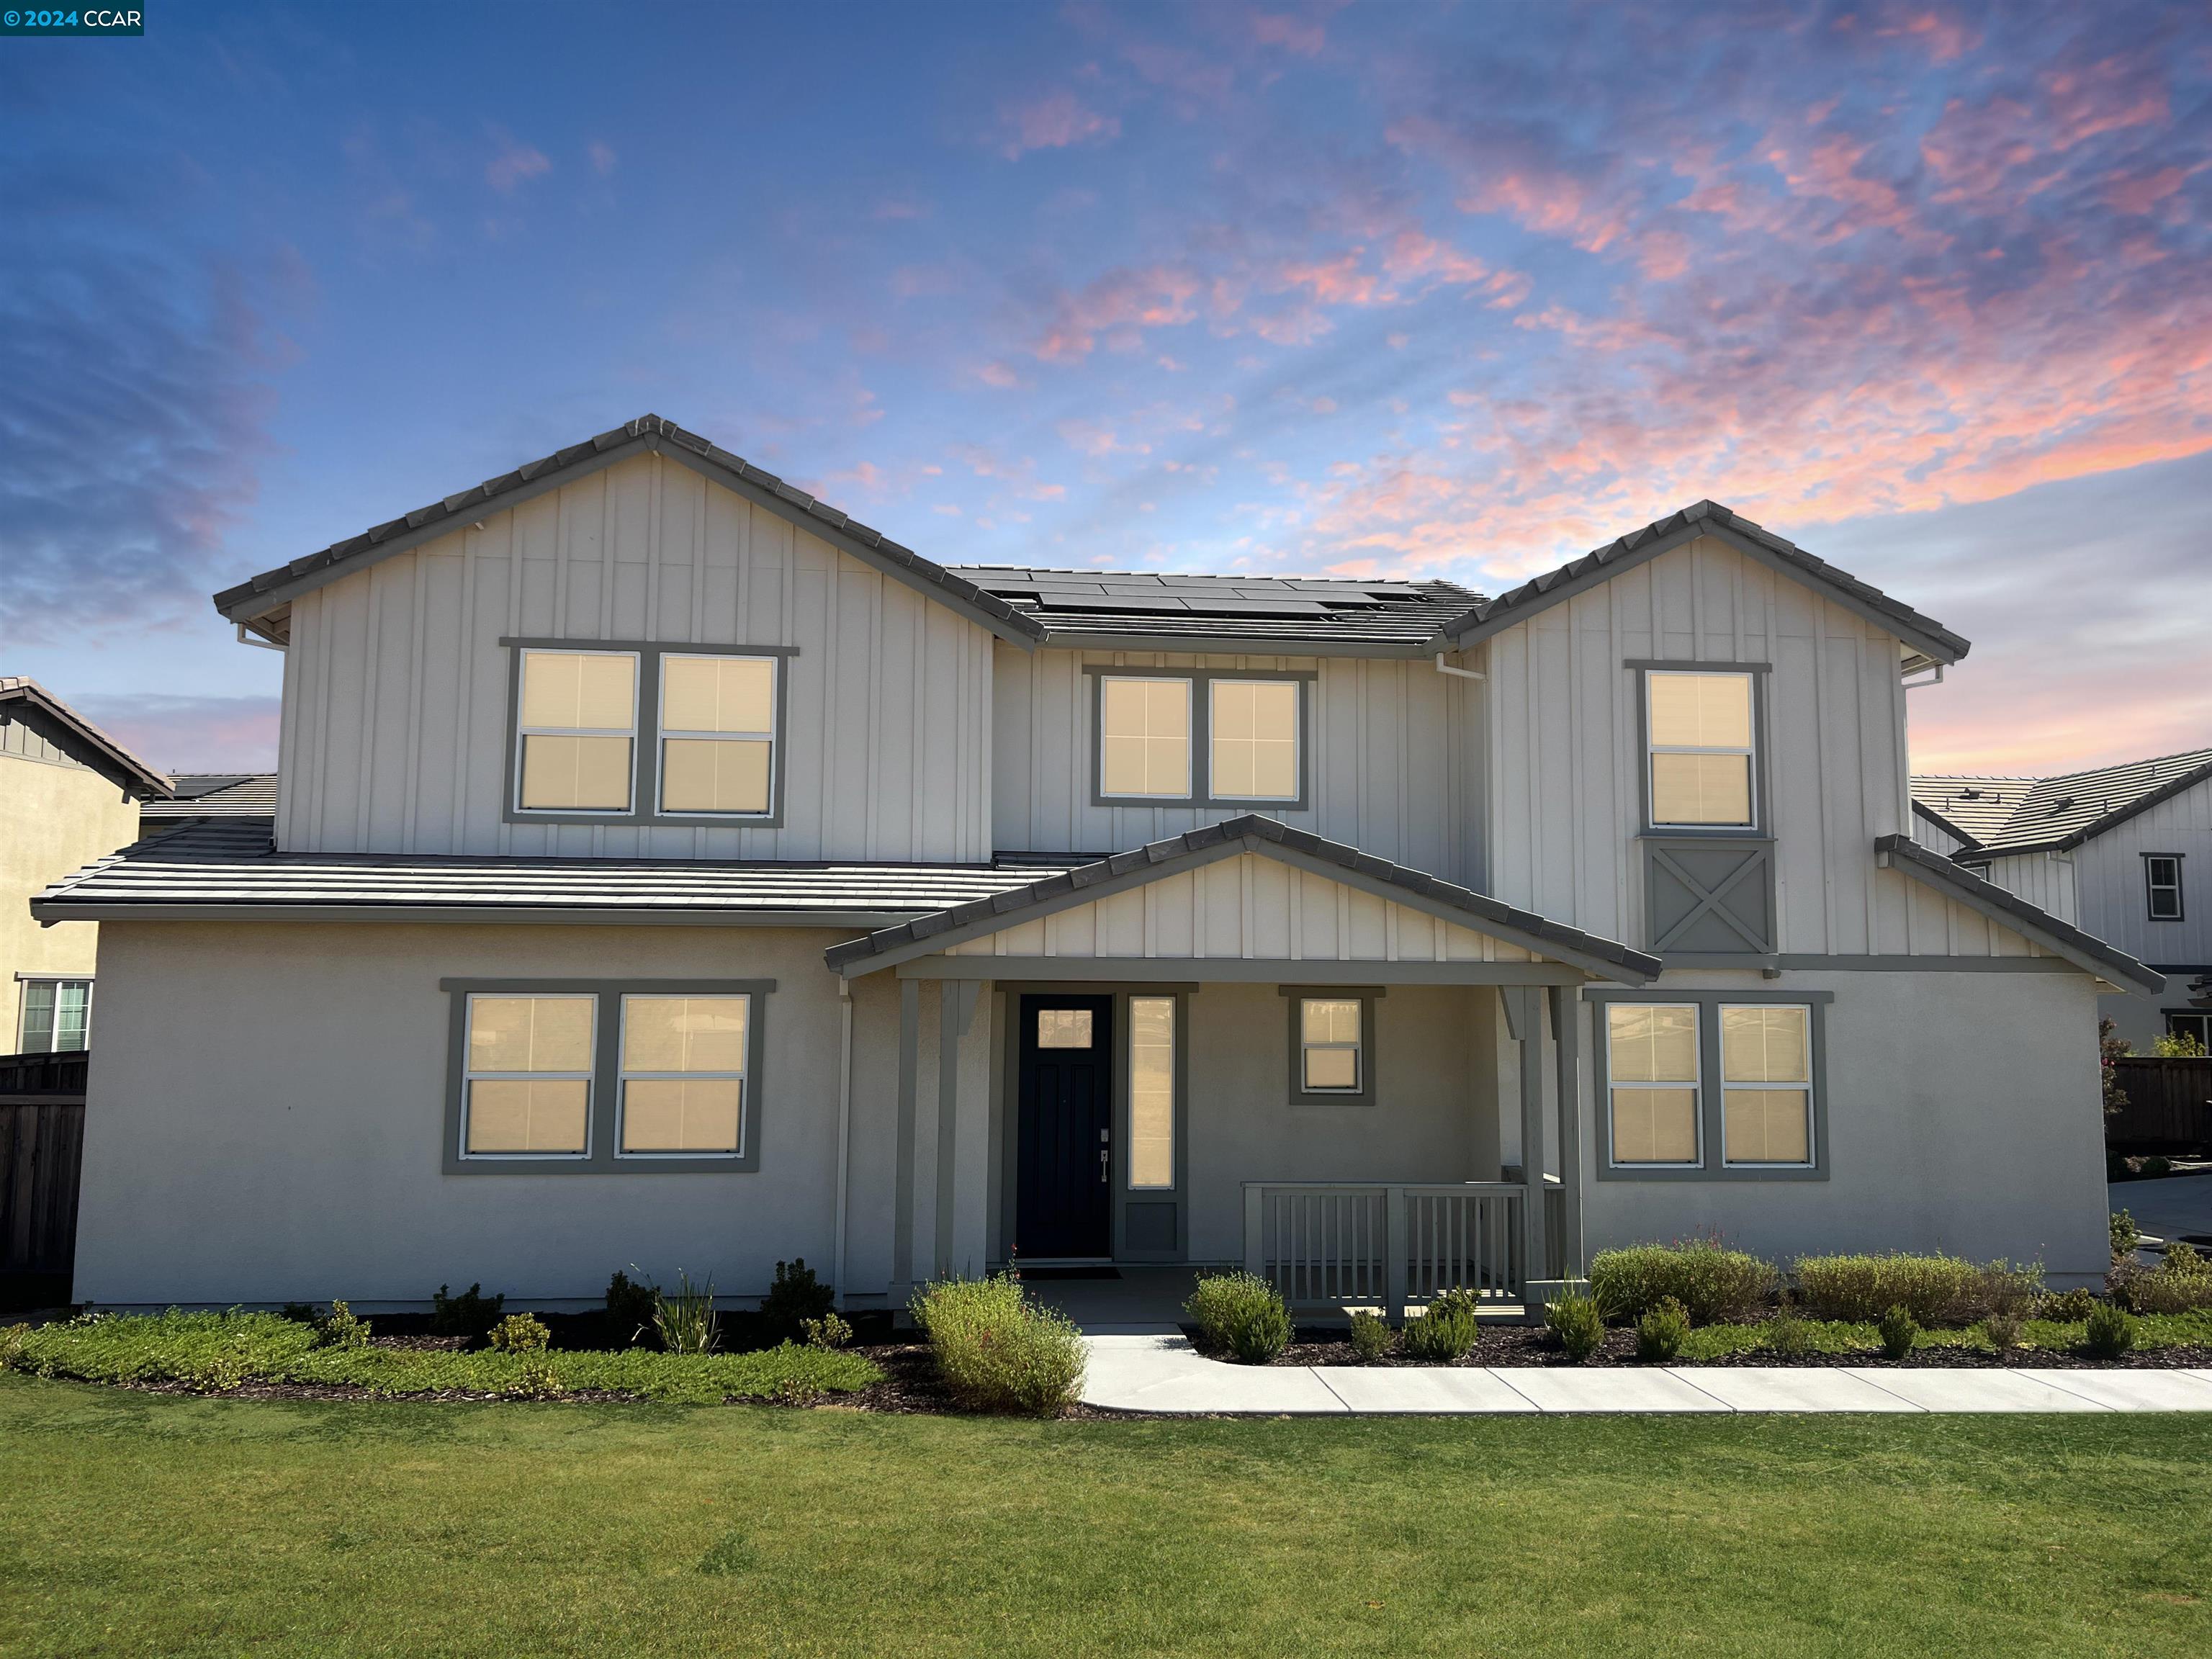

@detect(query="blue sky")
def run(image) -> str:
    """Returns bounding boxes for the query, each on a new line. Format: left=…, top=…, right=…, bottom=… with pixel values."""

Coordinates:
left=3, top=0, right=2207, bottom=773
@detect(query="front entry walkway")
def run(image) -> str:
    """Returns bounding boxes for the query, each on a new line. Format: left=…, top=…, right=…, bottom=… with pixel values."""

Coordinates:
left=1081, top=1331, right=2212, bottom=1414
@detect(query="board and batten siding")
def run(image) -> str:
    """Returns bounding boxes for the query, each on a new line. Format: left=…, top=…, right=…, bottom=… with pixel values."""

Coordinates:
left=943, top=853, right=1529, bottom=963
left=1484, top=534, right=2036, bottom=959
left=275, top=452, right=994, bottom=862
left=1975, top=853, right=2082, bottom=927
left=989, top=647, right=1483, bottom=880
left=2073, top=775, right=2212, bottom=967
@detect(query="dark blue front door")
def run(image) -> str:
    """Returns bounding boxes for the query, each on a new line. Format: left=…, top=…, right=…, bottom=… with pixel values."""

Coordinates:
left=1015, top=995, right=1114, bottom=1259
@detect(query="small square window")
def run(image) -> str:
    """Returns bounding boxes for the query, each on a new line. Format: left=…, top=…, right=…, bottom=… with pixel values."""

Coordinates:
left=1099, top=678, right=1192, bottom=799
left=1210, top=680, right=1300, bottom=801
left=17, top=979, right=91, bottom=1054
left=1037, top=1009, right=1094, bottom=1048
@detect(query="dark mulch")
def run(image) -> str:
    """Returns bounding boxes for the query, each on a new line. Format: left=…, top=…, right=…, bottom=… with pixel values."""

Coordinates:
left=1216, top=1323, right=2212, bottom=1371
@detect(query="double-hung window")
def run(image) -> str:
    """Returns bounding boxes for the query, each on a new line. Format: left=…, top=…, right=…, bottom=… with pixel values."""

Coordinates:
left=1646, top=671, right=1756, bottom=828
left=1599, top=994, right=1825, bottom=1178
left=446, top=977, right=770, bottom=1172
left=1285, top=989, right=1377, bottom=1105
left=2146, top=855, right=2184, bottom=922
left=658, top=655, right=778, bottom=817
left=1094, top=670, right=1308, bottom=807
left=17, top=979, right=91, bottom=1054
left=516, top=650, right=639, bottom=813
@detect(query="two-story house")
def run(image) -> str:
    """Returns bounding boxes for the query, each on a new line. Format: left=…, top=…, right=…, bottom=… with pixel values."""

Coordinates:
left=1913, top=750, right=2212, bottom=1052
left=39, top=417, right=2159, bottom=1311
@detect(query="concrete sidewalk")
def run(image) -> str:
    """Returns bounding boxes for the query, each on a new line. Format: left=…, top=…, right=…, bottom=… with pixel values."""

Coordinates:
left=1082, top=1331, right=2212, bottom=1415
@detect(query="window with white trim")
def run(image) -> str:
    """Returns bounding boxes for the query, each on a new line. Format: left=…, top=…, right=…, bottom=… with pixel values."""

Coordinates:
left=2164, top=1012, right=2211, bottom=1053
left=1606, top=1003, right=1700, bottom=1164
left=1128, top=997, right=1176, bottom=1190
left=1209, top=678, right=1300, bottom=801
left=658, top=655, right=777, bottom=817
left=2146, top=855, right=2184, bottom=922
left=1719, top=1004, right=1812, bottom=1166
left=515, top=649, right=639, bottom=813
left=462, top=994, right=595, bottom=1156
left=1098, top=676, right=1192, bottom=799
left=619, top=994, right=749, bottom=1156
left=18, top=979, right=91, bottom=1054
left=1646, top=671, right=1755, bottom=828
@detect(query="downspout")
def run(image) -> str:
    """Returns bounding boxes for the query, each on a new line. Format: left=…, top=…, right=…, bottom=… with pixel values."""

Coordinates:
left=1433, top=651, right=1485, bottom=681
left=234, top=622, right=286, bottom=653
left=832, top=976, right=854, bottom=1309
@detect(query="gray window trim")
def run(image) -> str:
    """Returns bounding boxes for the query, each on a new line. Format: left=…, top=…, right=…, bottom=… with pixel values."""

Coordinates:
left=2144, top=853, right=2185, bottom=922
left=440, top=976, right=773, bottom=1174
left=499, top=638, right=798, bottom=830
left=1084, top=665, right=1318, bottom=812
left=1632, top=661, right=1771, bottom=840
left=1586, top=988, right=1832, bottom=1183
left=1279, top=984, right=1383, bottom=1107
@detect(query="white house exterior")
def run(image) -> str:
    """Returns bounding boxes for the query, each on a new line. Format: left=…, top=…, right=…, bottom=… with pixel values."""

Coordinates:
left=40, top=416, right=2160, bottom=1312
left=1914, top=752, right=2212, bottom=1053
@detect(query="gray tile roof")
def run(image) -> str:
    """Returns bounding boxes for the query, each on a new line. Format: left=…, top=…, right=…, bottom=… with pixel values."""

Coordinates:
left=1442, top=500, right=1969, bottom=666
left=140, top=773, right=279, bottom=821
left=1912, top=747, right=2212, bottom=858
left=0, top=677, right=173, bottom=798
left=1874, top=834, right=2165, bottom=993
left=824, top=813, right=1662, bottom=981
left=945, top=567, right=1483, bottom=652
left=212, top=415, right=1048, bottom=649
left=32, top=817, right=1061, bottom=927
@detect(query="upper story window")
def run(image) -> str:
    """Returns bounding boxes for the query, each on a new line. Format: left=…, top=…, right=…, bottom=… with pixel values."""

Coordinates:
left=505, top=639, right=792, bottom=827
left=18, top=978, right=91, bottom=1054
left=1092, top=669, right=1311, bottom=809
left=1646, top=670, right=1756, bottom=830
left=2146, top=855, right=2185, bottom=921
left=517, top=650, right=638, bottom=813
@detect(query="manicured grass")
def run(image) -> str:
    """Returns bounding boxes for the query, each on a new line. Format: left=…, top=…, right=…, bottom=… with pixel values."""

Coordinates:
left=4, top=1374, right=2210, bottom=1658
left=5, top=1310, right=879, bottom=1403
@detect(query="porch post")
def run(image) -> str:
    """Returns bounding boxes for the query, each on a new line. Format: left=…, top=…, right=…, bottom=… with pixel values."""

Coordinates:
left=1514, top=986, right=1548, bottom=1286
left=1547, top=983, right=1586, bottom=1280
left=893, top=979, right=920, bottom=1292
left=934, top=981, right=980, bottom=1280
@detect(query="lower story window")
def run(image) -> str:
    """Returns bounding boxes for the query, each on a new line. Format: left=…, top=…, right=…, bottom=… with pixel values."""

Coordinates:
left=1128, top=997, right=1175, bottom=1190
left=2167, top=1012, right=2212, bottom=1054
left=1598, top=992, right=1827, bottom=1179
left=18, top=979, right=92, bottom=1055
left=619, top=994, right=749, bottom=1156
left=1606, top=1003, right=1699, bottom=1165
left=1720, top=1004, right=1812, bottom=1166
left=463, top=994, right=595, bottom=1156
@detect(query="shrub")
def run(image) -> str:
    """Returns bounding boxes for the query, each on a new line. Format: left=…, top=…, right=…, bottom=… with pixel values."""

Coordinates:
left=2141, top=1155, right=2175, bottom=1179
left=1635, top=1298, right=1690, bottom=1364
left=655, top=1272, right=719, bottom=1354
left=279, top=1303, right=319, bottom=1324
left=1184, top=1272, right=1292, bottom=1364
left=430, top=1282, right=505, bottom=1341
left=1876, top=1304, right=1918, bottom=1361
left=605, top=1270, right=659, bottom=1347
left=2155, top=1029, right=2210, bottom=1058
left=2111, top=1210, right=2141, bottom=1262
left=1589, top=1239, right=1777, bottom=1325
left=1981, top=1311, right=2022, bottom=1354
left=2040, top=1287, right=2098, bottom=1323
left=1348, top=1310, right=1392, bottom=1364
left=0, top=1323, right=29, bottom=1369
left=1973, top=1261, right=2046, bottom=1321
left=1545, top=1292, right=1604, bottom=1362
left=487, top=1313, right=550, bottom=1354
left=801, top=1311, right=853, bottom=1351
left=1794, top=1254, right=1987, bottom=1326
left=318, top=1300, right=371, bottom=1351
left=505, top=1352, right=565, bottom=1399
left=1401, top=1303, right=1476, bottom=1363
left=911, top=1274, right=1085, bottom=1415
left=761, top=1259, right=835, bottom=1344
left=1764, top=1308, right=1817, bottom=1357
left=2085, top=1301, right=2136, bottom=1359
left=2111, top=1241, right=2212, bottom=1315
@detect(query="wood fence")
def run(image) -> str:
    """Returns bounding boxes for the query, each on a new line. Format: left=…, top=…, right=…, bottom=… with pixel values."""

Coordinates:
left=2107, top=1056, right=2212, bottom=1152
left=1, top=1051, right=89, bottom=1299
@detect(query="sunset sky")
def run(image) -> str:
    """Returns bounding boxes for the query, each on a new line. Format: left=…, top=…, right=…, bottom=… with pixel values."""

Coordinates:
left=4, top=0, right=2206, bottom=775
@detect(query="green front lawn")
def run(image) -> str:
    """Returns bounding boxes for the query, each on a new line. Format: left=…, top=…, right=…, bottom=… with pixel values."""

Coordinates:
left=5, top=1374, right=2208, bottom=1658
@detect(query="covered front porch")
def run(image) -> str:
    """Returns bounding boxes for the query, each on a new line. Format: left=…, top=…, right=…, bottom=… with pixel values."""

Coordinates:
left=825, top=817, right=1658, bottom=1319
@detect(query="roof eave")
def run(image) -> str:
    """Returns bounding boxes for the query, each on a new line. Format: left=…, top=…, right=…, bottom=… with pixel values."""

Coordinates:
left=0, top=681, right=174, bottom=799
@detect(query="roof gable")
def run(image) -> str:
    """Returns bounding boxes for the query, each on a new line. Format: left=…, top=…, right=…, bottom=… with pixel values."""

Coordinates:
left=1915, top=747, right=2212, bottom=858
left=1443, top=500, right=1969, bottom=669
left=0, top=678, right=171, bottom=799
left=213, top=416, right=1047, bottom=649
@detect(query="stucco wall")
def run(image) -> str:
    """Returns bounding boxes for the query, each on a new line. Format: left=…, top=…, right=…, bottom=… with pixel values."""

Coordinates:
left=0, top=747, right=140, bottom=1043
left=1578, top=967, right=2110, bottom=1281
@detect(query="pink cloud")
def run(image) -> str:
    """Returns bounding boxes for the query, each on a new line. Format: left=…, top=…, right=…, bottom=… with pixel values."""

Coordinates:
left=999, top=91, right=1121, bottom=159
left=1250, top=9, right=1325, bottom=57
left=485, top=132, right=552, bottom=194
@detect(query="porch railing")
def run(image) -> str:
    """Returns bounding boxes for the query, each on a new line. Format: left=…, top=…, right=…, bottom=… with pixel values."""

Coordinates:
left=1242, top=1180, right=1565, bottom=1318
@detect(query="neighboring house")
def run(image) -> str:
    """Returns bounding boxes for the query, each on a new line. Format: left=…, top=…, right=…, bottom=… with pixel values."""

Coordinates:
left=1914, top=750, right=2212, bottom=1053
left=36, top=415, right=2159, bottom=1311
left=0, top=679, right=171, bottom=1055
left=138, top=773, right=279, bottom=837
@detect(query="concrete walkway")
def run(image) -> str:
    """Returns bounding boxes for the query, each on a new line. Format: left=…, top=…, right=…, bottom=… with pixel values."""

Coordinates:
left=1082, top=1331, right=2212, bottom=1414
